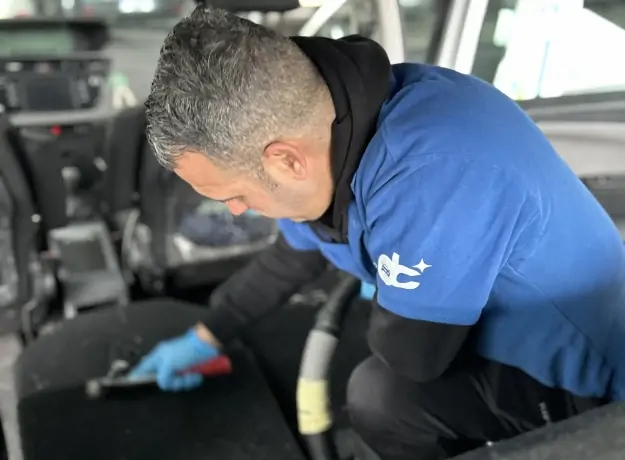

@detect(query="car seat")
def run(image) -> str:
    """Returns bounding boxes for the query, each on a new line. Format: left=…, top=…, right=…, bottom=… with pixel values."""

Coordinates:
left=3, top=110, right=304, bottom=460
left=455, top=401, right=625, bottom=460
left=2, top=112, right=129, bottom=338
left=14, top=299, right=306, bottom=460
left=104, top=107, right=278, bottom=295
left=0, top=113, right=56, bottom=339
left=6, top=127, right=372, bottom=459
left=101, top=105, right=146, bottom=222
left=13, top=269, right=376, bottom=460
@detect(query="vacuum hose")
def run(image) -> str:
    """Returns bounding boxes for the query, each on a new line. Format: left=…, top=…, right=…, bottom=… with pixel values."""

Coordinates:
left=296, top=273, right=362, bottom=460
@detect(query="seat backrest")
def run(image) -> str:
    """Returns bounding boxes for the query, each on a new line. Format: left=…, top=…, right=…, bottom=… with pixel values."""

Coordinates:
left=115, top=121, right=277, bottom=292
left=102, top=106, right=147, bottom=216
left=102, top=105, right=278, bottom=292
left=456, top=402, right=625, bottom=460
left=0, top=114, right=72, bottom=339
left=11, top=131, right=68, bottom=234
left=0, top=113, right=43, bottom=330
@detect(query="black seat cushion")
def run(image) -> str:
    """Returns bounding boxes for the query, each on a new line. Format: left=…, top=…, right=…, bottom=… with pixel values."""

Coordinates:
left=15, top=299, right=305, bottom=460
left=456, top=402, right=625, bottom=460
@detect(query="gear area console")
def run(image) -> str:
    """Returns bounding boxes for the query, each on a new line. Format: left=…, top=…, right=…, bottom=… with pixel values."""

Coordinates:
left=48, top=221, right=127, bottom=319
left=0, top=57, right=107, bottom=114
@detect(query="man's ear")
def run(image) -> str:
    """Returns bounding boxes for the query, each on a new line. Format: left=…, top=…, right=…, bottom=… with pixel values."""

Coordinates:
left=262, top=141, right=307, bottom=180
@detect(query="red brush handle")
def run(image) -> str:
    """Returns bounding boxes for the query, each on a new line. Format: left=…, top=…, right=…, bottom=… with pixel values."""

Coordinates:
left=180, top=355, right=233, bottom=376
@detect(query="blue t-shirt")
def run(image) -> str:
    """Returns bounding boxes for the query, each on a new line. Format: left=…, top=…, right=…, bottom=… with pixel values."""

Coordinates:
left=278, top=64, right=625, bottom=400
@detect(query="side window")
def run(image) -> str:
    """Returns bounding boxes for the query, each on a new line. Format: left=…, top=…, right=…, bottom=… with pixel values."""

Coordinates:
left=314, top=0, right=379, bottom=40
left=399, top=0, right=451, bottom=63
left=472, top=0, right=625, bottom=100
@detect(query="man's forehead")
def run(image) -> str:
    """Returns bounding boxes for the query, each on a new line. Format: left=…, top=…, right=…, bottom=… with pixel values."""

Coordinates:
left=174, top=152, right=229, bottom=187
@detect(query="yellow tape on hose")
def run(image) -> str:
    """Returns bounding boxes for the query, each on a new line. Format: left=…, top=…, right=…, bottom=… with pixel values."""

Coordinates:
left=296, top=378, right=332, bottom=435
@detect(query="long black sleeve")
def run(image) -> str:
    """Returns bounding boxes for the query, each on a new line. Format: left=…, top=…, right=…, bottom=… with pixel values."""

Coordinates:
left=203, top=234, right=328, bottom=343
left=368, top=300, right=473, bottom=382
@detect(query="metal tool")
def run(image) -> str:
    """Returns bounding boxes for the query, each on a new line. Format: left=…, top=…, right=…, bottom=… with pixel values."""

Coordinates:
left=85, top=355, right=233, bottom=399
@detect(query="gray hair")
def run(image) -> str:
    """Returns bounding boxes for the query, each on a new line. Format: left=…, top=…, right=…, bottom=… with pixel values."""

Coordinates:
left=145, top=6, right=330, bottom=172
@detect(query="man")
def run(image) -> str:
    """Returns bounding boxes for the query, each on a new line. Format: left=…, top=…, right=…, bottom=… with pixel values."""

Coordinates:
left=129, top=6, right=625, bottom=460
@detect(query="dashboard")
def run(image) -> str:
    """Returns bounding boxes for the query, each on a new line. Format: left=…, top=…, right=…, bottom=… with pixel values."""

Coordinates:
left=0, top=56, right=109, bottom=114
left=0, top=18, right=111, bottom=114
left=0, top=18, right=115, bottom=128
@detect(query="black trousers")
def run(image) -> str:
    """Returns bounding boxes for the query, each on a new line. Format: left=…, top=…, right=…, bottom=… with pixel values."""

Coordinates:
left=346, top=354, right=605, bottom=460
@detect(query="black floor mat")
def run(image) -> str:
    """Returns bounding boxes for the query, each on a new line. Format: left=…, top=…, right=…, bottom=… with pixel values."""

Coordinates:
left=15, top=300, right=305, bottom=460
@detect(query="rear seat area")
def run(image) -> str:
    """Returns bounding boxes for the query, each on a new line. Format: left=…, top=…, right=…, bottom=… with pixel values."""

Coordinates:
left=0, top=108, right=371, bottom=460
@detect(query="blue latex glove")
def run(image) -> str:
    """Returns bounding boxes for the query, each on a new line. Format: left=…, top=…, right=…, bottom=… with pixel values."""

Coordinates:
left=128, top=328, right=219, bottom=392
left=360, top=282, right=376, bottom=300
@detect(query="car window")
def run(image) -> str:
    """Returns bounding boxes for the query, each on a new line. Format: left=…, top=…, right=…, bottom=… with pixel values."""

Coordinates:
left=472, top=0, right=625, bottom=100
left=398, top=0, right=451, bottom=63
left=314, top=0, right=379, bottom=41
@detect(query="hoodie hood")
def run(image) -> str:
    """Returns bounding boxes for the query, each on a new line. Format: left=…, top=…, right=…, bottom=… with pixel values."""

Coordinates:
left=290, top=35, right=392, bottom=243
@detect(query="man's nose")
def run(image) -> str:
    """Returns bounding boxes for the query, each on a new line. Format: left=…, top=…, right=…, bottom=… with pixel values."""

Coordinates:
left=225, top=201, right=249, bottom=216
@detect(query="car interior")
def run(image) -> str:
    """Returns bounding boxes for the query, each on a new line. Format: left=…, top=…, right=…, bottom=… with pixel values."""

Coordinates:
left=0, top=1, right=624, bottom=459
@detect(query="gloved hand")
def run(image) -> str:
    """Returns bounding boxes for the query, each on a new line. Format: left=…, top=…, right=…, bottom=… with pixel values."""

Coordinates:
left=128, top=327, right=220, bottom=392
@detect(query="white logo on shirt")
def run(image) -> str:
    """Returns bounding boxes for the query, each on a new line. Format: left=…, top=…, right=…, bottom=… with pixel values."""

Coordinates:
left=377, top=252, right=431, bottom=290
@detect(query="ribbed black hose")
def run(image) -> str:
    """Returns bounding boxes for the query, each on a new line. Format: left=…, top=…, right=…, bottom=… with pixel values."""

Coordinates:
left=297, top=274, right=361, bottom=460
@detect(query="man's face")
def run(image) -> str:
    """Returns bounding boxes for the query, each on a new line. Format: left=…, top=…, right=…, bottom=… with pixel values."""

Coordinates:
left=174, top=139, right=334, bottom=221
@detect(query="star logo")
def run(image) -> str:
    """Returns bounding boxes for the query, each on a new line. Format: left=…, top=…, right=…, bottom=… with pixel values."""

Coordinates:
left=413, top=259, right=431, bottom=273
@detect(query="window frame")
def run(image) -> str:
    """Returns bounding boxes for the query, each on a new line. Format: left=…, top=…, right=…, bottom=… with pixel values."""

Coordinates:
left=311, top=0, right=380, bottom=41
left=299, top=0, right=408, bottom=63
left=398, top=0, right=455, bottom=64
